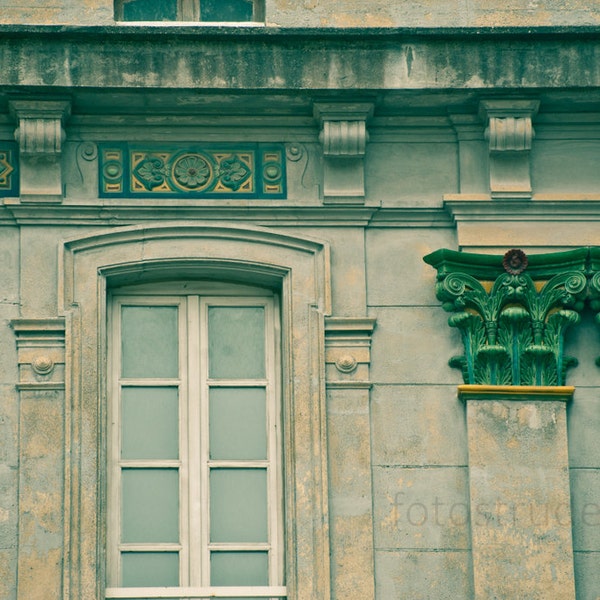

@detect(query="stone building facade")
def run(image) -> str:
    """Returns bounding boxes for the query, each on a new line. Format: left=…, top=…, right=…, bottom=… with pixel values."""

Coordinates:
left=1, top=2, right=600, bottom=599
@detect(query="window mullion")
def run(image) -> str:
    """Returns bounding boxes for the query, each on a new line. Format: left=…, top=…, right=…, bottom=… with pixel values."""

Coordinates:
left=179, top=296, right=190, bottom=587
left=186, top=295, right=202, bottom=585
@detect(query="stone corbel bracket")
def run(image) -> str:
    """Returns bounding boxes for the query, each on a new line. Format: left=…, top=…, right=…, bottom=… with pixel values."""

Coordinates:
left=479, top=99, right=540, bottom=199
left=11, top=318, right=66, bottom=390
left=324, top=317, right=376, bottom=388
left=314, top=102, right=374, bottom=204
left=9, top=99, right=71, bottom=202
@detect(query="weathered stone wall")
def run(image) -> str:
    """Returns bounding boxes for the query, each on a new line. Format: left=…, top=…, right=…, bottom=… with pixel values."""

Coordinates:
left=1, top=21, right=600, bottom=600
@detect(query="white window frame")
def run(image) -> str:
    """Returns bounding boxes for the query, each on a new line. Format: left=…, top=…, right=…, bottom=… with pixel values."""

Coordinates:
left=105, top=283, right=285, bottom=599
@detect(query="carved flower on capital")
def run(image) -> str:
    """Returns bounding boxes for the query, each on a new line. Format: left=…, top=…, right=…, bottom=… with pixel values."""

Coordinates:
left=503, top=249, right=528, bottom=275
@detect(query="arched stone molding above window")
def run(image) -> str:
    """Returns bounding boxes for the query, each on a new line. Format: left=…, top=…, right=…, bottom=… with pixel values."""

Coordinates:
left=59, top=222, right=332, bottom=600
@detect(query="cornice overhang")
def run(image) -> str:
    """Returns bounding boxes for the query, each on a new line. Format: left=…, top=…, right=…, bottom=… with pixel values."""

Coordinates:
left=424, top=247, right=600, bottom=386
left=1, top=26, right=600, bottom=94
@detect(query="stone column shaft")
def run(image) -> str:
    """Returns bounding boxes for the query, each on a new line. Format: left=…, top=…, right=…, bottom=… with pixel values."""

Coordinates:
left=460, top=385, right=576, bottom=600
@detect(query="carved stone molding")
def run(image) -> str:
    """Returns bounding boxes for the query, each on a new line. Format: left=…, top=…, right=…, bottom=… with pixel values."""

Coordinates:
left=314, top=102, right=374, bottom=204
left=479, top=99, right=539, bottom=199
left=324, top=317, right=376, bottom=388
left=10, top=318, right=66, bottom=390
left=8, top=99, right=71, bottom=202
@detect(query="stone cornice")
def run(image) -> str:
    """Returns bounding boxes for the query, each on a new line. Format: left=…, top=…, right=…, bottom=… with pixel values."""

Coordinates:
left=1, top=28, right=600, bottom=92
left=0, top=203, right=453, bottom=227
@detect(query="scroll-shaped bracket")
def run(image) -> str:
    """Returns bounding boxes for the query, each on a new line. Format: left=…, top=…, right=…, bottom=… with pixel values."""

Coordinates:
left=479, top=99, right=540, bottom=199
left=9, top=99, right=71, bottom=202
left=424, top=248, right=589, bottom=386
left=313, top=102, right=373, bottom=204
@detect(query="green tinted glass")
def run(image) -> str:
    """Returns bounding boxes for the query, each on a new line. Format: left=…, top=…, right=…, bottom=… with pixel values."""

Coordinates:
left=209, top=388, right=267, bottom=460
left=201, top=0, right=253, bottom=21
left=121, top=387, right=179, bottom=459
left=208, top=306, right=265, bottom=379
left=121, top=0, right=178, bottom=21
left=121, top=305, right=178, bottom=378
left=210, top=469, right=267, bottom=542
left=211, top=551, right=268, bottom=586
left=122, top=469, right=179, bottom=543
left=121, top=552, right=179, bottom=586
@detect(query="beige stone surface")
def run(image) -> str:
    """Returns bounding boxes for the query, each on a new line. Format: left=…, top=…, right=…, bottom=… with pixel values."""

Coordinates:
left=373, top=465, right=470, bottom=550
left=375, top=550, right=473, bottom=600
left=371, top=384, right=468, bottom=467
left=466, top=397, right=576, bottom=599
left=369, top=307, right=462, bottom=385
left=366, top=227, right=457, bottom=307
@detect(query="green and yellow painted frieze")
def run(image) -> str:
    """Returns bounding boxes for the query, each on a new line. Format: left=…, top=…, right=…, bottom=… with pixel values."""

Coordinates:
left=99, top=143, right=286, bottom=199
left=0, top=143, right=19, bottom=197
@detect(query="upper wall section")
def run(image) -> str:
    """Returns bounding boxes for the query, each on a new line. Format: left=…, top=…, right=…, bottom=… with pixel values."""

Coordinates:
left=0, top=0, right=599, bottom=27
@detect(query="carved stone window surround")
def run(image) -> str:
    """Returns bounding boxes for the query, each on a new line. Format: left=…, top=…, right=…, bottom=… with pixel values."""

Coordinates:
left=58, top=222, right=333, bottom=600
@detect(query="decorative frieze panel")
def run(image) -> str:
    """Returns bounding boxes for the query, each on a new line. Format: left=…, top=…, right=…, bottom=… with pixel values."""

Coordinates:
left=0, top=142, right=19, bottom=197
left=10, top=319, right=66, bottom=390
left=99, top=143, right=286, bottom=199
left=424, top=248, right=594, bottom=386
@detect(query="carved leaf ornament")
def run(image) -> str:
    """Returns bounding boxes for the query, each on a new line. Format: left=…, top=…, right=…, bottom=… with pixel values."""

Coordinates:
left=424, top=247, right=599, bottom=386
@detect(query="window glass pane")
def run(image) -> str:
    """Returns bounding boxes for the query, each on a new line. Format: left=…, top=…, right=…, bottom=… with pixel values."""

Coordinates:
left=210, top=469, right=267, bottom=542
left=121, top=0, right=178, bottom=21
left=209, top=388, right=266, bottom=460
left=121, top=305, right=178, bottom=378
left=201, top=0, right=254, bottom=21
left=121, top=387, right=179, bottom=459
left=211, top=551, right=268, bottom=586
left=121, top=552, right=179, bottom=586
left=122, top=469, right=179, bottom=543
left=208, top=306, right=265, bottom=379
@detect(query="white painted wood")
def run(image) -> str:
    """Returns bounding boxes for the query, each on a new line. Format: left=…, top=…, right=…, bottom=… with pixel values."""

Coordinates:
left=107, top=287, right=285, bottom=597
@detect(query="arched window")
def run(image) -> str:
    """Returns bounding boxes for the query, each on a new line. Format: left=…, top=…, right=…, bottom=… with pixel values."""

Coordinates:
left=106, top=282, right=284, bottom=598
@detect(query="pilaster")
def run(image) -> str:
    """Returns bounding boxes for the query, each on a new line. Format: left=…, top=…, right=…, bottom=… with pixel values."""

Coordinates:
left=324, top=317, right=376, bottom=600
left=11, top=318, right=66, bottom=600
left=314, top=102, right=373, bottom=204
left=459, top=385, right=576, bottom=600
left=9, top=99, right=71, bottom=202
left=479, top=99, right=539, bottom=199
left=423, top=248, right=590, bottom=600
